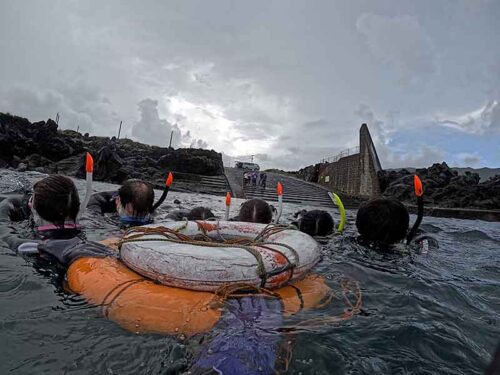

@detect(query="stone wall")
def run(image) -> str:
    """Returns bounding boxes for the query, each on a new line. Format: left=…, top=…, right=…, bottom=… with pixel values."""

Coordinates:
left=359, top=123, right=381, bottom=197
left=316, top=123, right=381, bottom=198
left=318, top=154, right=360, bottom=195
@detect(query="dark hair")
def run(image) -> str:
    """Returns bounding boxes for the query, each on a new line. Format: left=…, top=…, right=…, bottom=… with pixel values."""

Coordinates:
left=187, top=207, right=215, bottom=220
left=33, top=175, right=80, bottom=225
left=356, top=198, right=409, bottom=245
left=239, top=199, right=273, bottom=224
left=298, top=210, right=334, bottom=236
left=118, top=179, right=154, bottom=217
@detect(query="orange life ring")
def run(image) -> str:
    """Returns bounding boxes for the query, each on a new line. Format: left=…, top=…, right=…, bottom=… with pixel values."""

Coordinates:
left=67, top=256, right=331, bottom=336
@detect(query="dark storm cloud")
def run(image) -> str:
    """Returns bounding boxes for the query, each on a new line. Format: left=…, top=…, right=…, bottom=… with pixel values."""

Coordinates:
left=1, top=0, right=499, bottom=168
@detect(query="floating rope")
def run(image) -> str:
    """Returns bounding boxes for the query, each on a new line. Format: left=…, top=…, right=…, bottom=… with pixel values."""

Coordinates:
left=116, top=223, right=362, bottom=336
left=280, top=279, right=362, bottom=333
left=117, top=224, right=300, bottom=287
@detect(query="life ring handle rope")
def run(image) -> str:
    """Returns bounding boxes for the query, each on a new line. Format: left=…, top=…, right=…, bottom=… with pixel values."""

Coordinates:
left=118, top=223, right=301, bottom=288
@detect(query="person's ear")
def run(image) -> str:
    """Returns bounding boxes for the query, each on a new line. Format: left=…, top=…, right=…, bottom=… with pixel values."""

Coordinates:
left=115, top=196, right=121, bottom=208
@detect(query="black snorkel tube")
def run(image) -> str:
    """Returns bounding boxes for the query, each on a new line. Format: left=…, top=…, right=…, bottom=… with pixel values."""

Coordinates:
left=406, top=175, right=424, bottom=244
left=152, top=172, right=174, bottom=212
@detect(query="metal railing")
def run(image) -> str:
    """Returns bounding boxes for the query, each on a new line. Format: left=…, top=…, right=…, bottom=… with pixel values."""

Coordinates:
left=320, top=146, right=360, bottom=164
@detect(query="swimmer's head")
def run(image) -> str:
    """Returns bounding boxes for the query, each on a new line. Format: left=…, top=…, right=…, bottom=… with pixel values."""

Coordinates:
left=356, top=198, right=409, bottom=245
left=239, top=199, right=273, bottom=224
left=117, top=179, right=154, bottom=219
left=32, top=175, right=80, bottom=225
left=187, top=206, right=215, bottom=220
left=297, top=210, right=334, bottom=236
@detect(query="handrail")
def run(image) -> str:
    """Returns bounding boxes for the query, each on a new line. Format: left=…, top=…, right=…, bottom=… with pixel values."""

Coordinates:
left=320, top=146, right=360, bottom=164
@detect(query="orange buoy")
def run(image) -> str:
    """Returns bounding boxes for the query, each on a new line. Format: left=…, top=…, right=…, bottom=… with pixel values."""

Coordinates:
left=67, top=256, right=331, bottom=336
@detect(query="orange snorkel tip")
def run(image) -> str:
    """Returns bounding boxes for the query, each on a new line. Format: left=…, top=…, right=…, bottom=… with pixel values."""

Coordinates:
left=166, top=172, right=173, bottom=187
left=414, top=175, right=423, bottom=197
left=225, top=192, right=231, bottom=206
left=277, top=182, right=283, bottom=196
left=85, top=152, right=94, bottom=173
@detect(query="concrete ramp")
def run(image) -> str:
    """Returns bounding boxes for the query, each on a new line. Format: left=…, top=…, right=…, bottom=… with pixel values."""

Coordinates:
left=225, top=168, right=336, bottom=207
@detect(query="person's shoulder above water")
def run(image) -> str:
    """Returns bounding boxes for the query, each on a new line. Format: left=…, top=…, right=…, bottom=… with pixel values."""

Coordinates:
left=38, top=236, right=116, bottom=267
left=87, top=191, right=118, bottom=214
left=0, top=193, right=30, bottom=222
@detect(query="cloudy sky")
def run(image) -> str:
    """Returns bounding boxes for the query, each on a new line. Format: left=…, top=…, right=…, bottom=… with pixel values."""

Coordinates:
left=1, top=0, right=499, bottom=170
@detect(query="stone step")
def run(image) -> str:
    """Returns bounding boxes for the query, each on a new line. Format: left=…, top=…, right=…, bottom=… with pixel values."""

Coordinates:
left=243, top=187, right=330, bottom=198
left=243, top=191, right=332, bottom=203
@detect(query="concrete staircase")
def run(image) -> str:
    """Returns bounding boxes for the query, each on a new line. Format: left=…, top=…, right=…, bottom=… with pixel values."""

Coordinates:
left=167, top=172, right=230, bottom=196
left=225, top=168, right=335, bottom=207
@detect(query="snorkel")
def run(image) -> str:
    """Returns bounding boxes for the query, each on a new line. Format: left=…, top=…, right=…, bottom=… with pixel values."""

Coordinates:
left=274, top=182, right=283, bottom=224
left=328, top=191, right=346, bottom=234
left=406, top=175, right=424, bottom=244
left=152, top=172, right=174, bottom=211
left=225, top=192, right=231, bottom=220
left=77, top=152, right=94, bottom=222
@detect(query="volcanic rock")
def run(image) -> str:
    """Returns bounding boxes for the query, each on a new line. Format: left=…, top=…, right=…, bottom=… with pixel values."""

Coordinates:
left=379, top=162, right=500, bottom=209
left=0, top=112, right=225, bottom=189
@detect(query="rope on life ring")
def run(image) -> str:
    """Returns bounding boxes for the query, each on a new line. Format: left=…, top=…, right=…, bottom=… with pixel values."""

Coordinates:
left=117, top=224, right=299, bottom=287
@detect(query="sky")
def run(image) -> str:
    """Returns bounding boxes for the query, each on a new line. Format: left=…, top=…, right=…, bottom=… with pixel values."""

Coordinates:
left=0, top=0, right=499, bottom=170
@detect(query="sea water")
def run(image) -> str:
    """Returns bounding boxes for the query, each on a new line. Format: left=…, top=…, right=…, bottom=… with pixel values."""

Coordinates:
left=0, top=169, right=498, bottom=374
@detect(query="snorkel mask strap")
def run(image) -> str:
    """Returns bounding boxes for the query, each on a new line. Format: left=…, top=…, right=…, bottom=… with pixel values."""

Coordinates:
left=328, top=191, right=346, bottom=234
left=152, top=172, right=173, bottom=211
left=407, top=175, right=424, bottom=244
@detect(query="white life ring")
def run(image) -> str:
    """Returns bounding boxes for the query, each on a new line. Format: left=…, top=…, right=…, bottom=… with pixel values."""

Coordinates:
left=119, top=221, right=321, bottom=292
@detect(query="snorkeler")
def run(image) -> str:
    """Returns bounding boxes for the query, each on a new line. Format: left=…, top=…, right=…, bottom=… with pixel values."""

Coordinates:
left=355, top=198, right=438, bottom=250
left=165, top=206, right=215, bottom=221
left=0, top=175, right=113, bottom=265
left=354, top=175, right=438, bottom=250
left=87, top=173, right=173, bottom=226
left=232, top=198, right=274, bottom=224
left=292, top=209, right=335, bottom=236
left=355, top=198, right=409, bottom=246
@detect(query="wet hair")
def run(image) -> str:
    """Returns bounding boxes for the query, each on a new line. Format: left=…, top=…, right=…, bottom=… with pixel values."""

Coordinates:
left=356, top=198, right=409, bottom=245
left=239, top=199, right=273, bottom=224
left=187, top=207, right=215, bottom=220
left=33, top=175, right=80, bottom=225
left=118, top=179, right=154, bottom=217
left=298, top=210, right=334, bottom=236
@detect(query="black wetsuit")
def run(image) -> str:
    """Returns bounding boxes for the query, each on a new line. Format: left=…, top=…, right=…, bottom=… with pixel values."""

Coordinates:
left=0, top=194, right=115, bottom=268
left=87, top=191, right=118, bottom=214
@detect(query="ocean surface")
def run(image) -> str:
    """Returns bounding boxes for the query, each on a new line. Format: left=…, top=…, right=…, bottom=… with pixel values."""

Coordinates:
left=0, top=169, right=499, bottom=374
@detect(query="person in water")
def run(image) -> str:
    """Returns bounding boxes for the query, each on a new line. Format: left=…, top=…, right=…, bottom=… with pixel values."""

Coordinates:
left=87, top=179, right=155, bottom=225
left=293, top=209, right=334, bottom=236
left=356, top=198, right=409, bottom=246
left=355, top=198, right=438, bottom=250
left=165, top=206, right=215, bottom=221
left=233, top=198, right=274, bottom=224
left=0, top=175, right=113, bottom=266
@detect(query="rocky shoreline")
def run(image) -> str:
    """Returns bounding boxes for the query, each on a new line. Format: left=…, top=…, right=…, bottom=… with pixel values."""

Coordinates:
left=0, top=113, right=224, bottom=189
left=378, top=162, right=500, bottom=210
left=294, top=161, right=499, bottom=210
